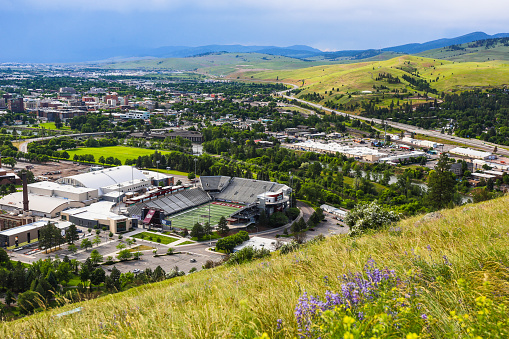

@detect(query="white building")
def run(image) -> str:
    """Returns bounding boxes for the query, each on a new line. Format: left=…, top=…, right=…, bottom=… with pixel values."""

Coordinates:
left=61, top=201, right=135, bottom=233
left=288, top=141, right=387, bottom=162
left=27, top=181, right=98, bottom=203
left=320, top=204, right=348, bottom=219
left=0, top=192, right=85, bottom=218
left=57, top=166, right=149, bottom=196
left=449, top=147, right=495, bottom=160
left=378, top=151, right=426, bottom=163
left=233, top=236, right=282, bottom=253
left=121, top=110, right=151, bottom=120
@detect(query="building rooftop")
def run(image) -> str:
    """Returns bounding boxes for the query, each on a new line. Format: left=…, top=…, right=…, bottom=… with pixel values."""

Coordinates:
left=57, top=166, right=148, bottom=194
left=65, top=201, right=127, bottom=221
left=234, top=236, right=282, bottom=252
left=28, top=181, right=97, bottom=194
left=0, top=220, right=69, bottom=237
left=450, top=147, right=492, bottom=158
left=0, top=192, right=82, bottom=214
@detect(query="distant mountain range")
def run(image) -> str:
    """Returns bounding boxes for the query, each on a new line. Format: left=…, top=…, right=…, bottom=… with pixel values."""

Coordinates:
left=95, top=32, right=509, bottom=63
left=3, top=31, right=509, bottom=63
left=382, top=31, right=509, bottom=54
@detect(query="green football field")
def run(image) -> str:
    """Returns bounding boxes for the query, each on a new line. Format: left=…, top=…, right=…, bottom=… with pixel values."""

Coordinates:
left=166, top=202, right=243, bottom=229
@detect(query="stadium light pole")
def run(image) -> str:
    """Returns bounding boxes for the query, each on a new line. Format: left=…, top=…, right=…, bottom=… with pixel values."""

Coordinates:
left=194, top=158, right=198, bottom=187
left=156, top=160, right=160, bottom=182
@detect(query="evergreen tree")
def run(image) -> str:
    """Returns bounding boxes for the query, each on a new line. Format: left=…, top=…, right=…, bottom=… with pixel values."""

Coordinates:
left=426, top=153, right=457, bottom=210
left=216, top=216, right=230, bottom=236
left=65, top=224, right=79, bottom=244
left=4, top=290, right=15, bottom=307
left=190, top=223, right=205, bottom=239
left=203, top=222, right=212, bottom=235
left=90, top=268, right=105, bottom=288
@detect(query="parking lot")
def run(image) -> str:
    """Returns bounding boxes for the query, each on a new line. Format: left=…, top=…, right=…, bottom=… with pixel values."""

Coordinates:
left=9, top=225, right=225, bottom=274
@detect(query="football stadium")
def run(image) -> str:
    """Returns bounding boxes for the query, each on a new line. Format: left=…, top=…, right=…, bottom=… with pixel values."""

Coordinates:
left=126, top=176, right=292, bottom=230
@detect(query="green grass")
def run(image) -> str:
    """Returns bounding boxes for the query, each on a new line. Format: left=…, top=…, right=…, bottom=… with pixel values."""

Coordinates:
left=247, top=55, right=509, bottom=106
left=131, top=232, right=179, bottom=245
left=190, top=231, right=221, bottom=242
left=101, top=53, right=345, bottom=76
left=128, top=245, right=155, bottom=252
left=65, top=146, right=171, bottom=165
left=150, top=168, right=192, bottom=177
left=7, top=239, right=38, bottom=250
left=66, top=276, right=82, bottom=287
left=175, top=241, right=195, bottom=246
left=416, top=39, right=509, bottom=62
left=166, top=202, right=243, bottom=230
left=5, top=196, right=509, bottom=337
left=38, top=122, right=72, bottom=130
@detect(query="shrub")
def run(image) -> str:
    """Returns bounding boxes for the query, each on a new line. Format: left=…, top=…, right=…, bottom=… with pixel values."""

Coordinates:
left=345, top=201, right=400, bottom=236
left=285, top=207, right=300, bottom=221
left=279, top=241, right=300, bottom=255
left=226, top=246, right=270, bottom=266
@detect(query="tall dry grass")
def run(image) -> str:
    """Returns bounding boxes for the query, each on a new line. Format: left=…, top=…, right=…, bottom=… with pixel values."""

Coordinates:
left=2, top=196, right=509, bottom=338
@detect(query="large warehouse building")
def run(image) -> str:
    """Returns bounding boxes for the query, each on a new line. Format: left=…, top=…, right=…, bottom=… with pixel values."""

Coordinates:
left=449, top=147, right=496, bottom=160
left=0, top=192, right=85, bottom=218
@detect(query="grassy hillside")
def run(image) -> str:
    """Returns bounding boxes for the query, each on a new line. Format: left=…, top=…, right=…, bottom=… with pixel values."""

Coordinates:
left=101, top=53, right=342, bottom=76
left=243, top=55, right=509, bottom=110
left=3, top=196, right=509, bottom=338
left=99, top=52, right=404, bottom=76
left=417, top=38, right=509, bottom=62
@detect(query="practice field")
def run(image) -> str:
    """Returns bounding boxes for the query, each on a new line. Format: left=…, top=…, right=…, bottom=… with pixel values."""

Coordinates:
left=65, top=146, right=170, bottom=165
left=166, top=202, right=243, bottom=230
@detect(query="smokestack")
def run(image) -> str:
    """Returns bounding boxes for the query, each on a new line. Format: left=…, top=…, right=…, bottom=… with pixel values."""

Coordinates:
left=22, top=172, right=29, bottom=212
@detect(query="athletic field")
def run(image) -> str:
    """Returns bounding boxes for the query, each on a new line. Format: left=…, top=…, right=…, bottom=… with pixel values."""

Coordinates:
left=166, top=202, right=243, bottom=230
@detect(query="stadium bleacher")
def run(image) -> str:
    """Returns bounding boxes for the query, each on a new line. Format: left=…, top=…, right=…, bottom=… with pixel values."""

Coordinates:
left=127, top=188, right=211, bottom=217
left=215, top=178, right=286, bottom=204
left=199, top=176, right=231, bottom=192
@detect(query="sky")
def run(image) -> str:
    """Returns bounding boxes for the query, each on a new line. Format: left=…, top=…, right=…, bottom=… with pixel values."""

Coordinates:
left=1, top=0, right=509, bottom=62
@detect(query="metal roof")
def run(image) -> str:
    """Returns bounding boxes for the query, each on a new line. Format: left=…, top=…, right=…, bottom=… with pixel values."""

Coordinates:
left=0, top=192, right=83, bottom=214
left=59, top=166, right=147, bottom=194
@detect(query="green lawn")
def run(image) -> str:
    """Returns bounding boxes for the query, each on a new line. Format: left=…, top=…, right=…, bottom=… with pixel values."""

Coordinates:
left=176, top=241, right=195, bottom=246
left=65, top=146, right=171, bottom=165
left=166, top=202, right=242, bottom=230
left=131, top=232, right=179, bottom=245
left=150, top=169, right=193, bottom=177
left=38, top=122, right=72, bottom=130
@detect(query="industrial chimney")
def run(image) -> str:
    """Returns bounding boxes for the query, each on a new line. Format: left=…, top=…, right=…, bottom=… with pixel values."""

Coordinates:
left=22, top=172, right=29, bottom=213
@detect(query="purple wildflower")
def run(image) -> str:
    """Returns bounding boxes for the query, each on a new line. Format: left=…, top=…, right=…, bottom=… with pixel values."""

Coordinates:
left=294, top=260, right=399, bottom=337
left=421, top=313, right=428, bottom=320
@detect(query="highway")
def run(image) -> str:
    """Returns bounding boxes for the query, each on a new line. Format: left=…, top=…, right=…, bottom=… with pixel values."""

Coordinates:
left=277, top=87, right=509, bottom=158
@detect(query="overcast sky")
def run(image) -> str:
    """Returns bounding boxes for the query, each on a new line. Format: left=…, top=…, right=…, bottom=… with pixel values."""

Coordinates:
left=1, top=0, right=509, bottom=62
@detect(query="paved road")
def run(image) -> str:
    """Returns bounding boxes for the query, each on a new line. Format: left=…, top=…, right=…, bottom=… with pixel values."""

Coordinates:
left=277, top=87, right=509, bottom=157
left=253, top=200, right=315, bottom=239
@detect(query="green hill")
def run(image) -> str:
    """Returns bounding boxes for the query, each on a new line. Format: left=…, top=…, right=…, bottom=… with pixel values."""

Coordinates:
left=243, top=55, right=509, bottom=110
left=417, top=37, right=509, bottom=62
left=3, top=196, right=509, bottom=338
left=100, top=53, right=343, bottom=76
left=98, top=51, right=404, bottom=76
